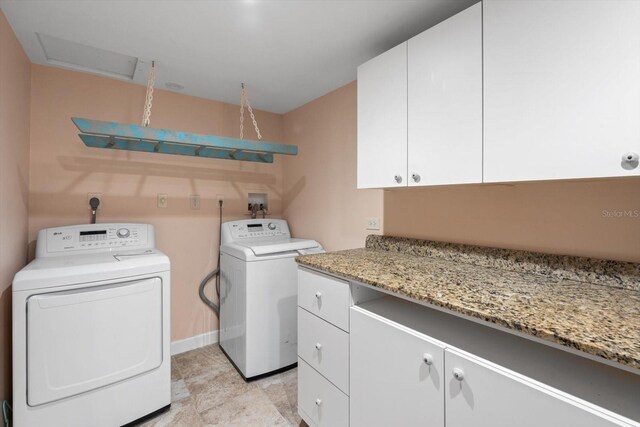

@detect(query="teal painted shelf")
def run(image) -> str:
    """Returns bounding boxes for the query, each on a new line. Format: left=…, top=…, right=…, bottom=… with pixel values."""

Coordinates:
left=72, top=117, right=297, bottom=163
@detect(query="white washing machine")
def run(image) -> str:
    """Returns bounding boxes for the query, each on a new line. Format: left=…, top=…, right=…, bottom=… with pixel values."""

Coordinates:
left=219, top=219, right=323, bottom=380
left=12, top=223, right=171, bottom=427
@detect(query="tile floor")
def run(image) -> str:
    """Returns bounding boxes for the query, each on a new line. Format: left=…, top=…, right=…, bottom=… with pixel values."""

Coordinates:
left=136, top=344, right=308, bottom=426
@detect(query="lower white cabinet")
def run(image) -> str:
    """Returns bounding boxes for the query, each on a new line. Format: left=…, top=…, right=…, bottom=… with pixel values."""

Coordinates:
left=445, top=348, right=631, bottom=427
left=350, top=306, right=445, bottom=427
left=298, top=357, right=349, bottom=427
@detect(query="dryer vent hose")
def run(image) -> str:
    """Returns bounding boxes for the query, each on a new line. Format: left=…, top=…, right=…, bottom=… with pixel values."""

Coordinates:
left=199, top=200, right=223, bottom=316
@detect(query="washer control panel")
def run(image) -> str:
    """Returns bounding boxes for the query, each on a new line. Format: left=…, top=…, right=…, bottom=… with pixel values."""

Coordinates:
left=221, top=219, right=291, bottom=243
left=38, top=223, right=154, bottom=257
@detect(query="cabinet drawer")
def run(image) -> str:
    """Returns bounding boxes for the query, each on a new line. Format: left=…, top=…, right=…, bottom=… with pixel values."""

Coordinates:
left=298, top=268, right=350, bottom=331
left=445, top=348, right=635, bottom=427
left=298, top=357, right=349, bottom=427
left=298, top=308, right=349, bottom=394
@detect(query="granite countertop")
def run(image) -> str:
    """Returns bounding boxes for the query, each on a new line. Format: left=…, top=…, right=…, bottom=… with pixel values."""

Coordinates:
left=296, top=236, right=640, bottom=370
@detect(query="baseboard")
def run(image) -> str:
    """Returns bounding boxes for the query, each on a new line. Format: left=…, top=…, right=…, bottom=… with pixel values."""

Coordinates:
left=170, top=330, right=219, bottom=356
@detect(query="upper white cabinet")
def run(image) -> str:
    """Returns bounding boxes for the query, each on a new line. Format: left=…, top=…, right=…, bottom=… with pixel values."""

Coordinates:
left=358, top=3, right=482, bottom=189
left=483, top=0, right=640, bottom=182
left=357, top=42, right=408, bottom=189
left=408, top=2, right=482, bottom=186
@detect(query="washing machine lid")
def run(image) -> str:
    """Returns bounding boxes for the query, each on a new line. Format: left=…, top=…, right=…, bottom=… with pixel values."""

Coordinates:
left=221, top=238, right=322, bottom=260
left=12, top=249, right=170, bottom=292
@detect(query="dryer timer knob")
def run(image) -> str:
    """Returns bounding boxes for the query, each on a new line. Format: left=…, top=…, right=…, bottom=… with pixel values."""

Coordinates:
left=267, top=223, right=277, bottom=230
left=117, top=228, right=130, bottom=238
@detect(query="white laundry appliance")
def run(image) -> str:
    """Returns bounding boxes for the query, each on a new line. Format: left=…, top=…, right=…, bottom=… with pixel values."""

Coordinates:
left=219, top=219, right=323, bottom=380
left=12, top=223, right=171, bottom=427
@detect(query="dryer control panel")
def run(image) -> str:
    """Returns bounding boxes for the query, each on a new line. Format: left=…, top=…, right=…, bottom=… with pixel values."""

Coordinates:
left=221, top=219, right=291, bottom=243
left=37, top=224, right=155, bottom=257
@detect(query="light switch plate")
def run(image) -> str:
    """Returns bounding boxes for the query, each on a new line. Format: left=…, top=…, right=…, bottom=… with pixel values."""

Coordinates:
left=366, top=217, right=380, bottom=230
left=157, top=194, right=168, bottom=208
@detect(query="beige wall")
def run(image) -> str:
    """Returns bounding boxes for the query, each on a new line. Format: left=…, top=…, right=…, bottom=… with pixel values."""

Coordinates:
left=282, top=82, right=383, bottom=251
left=0, top=10, right=31, bottom=402
left=29, top=65, right=285, bottom=343
left=384, top=179, right=640, bottom=263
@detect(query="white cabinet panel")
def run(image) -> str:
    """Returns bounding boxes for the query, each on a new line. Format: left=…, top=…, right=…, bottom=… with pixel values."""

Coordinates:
left=357, top=42, right=408, bottom=189
left=350, top=306, right=445, bottom=427
left=298, top=268, right=350, bottom=331
left=445, top=348, right=634, bottom=427
left=298, top=308, right=349, bottom=394
left=408, top=2, right=482, bottom=186
left=298, top=358, right=349, bottom=427
left=483, top=0, right=640, bottom=182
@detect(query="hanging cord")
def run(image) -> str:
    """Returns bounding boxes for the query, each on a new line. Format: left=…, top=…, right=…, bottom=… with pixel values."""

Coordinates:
left=142, top=61, right=156, bottom=127
left=239, top=83, right=262, bottom=140
left=199, top=199, right=224, bottom=315
left=2, top=400, right=11, bottom=427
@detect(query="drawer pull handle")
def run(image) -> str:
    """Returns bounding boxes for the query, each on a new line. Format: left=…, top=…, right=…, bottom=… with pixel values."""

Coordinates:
left=315, top=398, right=322, bottom=406
left=315, top=342, right=322, bottom=350
left=423, top=353, right=433, bottom=365
left=315, top=292, right=322, bottom=299
left=453, top=368, right=465, bottom=381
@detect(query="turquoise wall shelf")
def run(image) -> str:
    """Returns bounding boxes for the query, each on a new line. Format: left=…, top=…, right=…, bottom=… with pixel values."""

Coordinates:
left=72, top=117, right=298, bottom=163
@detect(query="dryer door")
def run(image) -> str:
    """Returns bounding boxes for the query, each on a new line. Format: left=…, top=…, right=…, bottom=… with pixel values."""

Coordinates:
left=27, top=277, right=163, bottom=406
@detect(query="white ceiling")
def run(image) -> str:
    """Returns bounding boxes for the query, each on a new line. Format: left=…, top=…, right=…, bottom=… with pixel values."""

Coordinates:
left=0, top=0, right=477, bottom=113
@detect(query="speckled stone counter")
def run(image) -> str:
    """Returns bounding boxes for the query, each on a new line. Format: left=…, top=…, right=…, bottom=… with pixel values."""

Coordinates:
left=296, top=236, right=640, bottom=371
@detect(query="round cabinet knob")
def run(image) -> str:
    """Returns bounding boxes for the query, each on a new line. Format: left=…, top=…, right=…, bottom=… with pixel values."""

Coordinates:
left=423, top=353, right=433, bottom=365
left=394, top=175, right=403, bottom=184
left=621, top=152, right=639, bottom=170
left=267, top=223, right=276, bottom=230
left=453, top=368, right=465, bottom=381
left=412, top=173, right=421, bottom=183
left=315, top=398, right=322, bottom=406
left=117, top=228, right=130, bottom=238
left=315, top=343, right=322, bottom=350
left=315, top=291, right=322, bottom=299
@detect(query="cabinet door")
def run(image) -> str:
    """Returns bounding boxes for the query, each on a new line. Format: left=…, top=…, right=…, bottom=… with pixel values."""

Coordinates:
left=408, top=3, right=482, bottom=186
left=350, top=306, right=445, bottom=427
left=445, top=349, right=633, bottom=427
left=357, top=42, right=408, bottom=189
left=483, top=0, right=640, bottom=182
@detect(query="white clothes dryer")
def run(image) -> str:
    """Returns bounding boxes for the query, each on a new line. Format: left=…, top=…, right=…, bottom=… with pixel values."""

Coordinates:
left=12, top=223, right=171, bottom=427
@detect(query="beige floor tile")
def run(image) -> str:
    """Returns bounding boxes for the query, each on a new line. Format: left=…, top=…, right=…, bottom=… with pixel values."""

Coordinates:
left=199, top=386, right=290, bottom=427
left=138, top=345, right=309, bottom=426
left=137, top=397, right=203, bottom=427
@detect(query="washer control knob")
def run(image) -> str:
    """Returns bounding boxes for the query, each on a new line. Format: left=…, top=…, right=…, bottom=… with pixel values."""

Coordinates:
left=268, top=223, right=277, bottom=230
left=117, top=228, right=130, bottom=238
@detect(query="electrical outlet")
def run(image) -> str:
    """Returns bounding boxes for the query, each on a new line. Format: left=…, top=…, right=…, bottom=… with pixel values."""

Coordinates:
left=157, top=193, right=168, bottom=208
left=366, top=217, right=380, bottom=230
left=190, top=195, right=201, bottom=210
left=216, top=194, right=225, bottom=207
left=87, top=193, right=102, bottom=209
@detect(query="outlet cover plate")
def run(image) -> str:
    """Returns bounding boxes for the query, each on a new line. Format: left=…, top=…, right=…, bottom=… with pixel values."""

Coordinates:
left=157, top=193, right=168, bottom=208
left=87, top=193, right=102, bottom=210
left=366, top=217, right=380, bottom=230
left=190, top=195, right=201, bottom=210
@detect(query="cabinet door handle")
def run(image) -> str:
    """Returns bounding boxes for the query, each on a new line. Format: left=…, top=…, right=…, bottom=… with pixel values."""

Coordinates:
left=423, top=353, right=433, bottom=365
left=453, top=368, right=465, bottom=381
left=315, top=398, right=322, bottom=406
left=315, top=291, right=322, bottom=299
left=622, top=152, right=639, bottom=170
left=315, top=342, right=322, bottom=350
left=411, top=173, right=421, bottom=183
left=394, top=175, right=403, bottom=184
